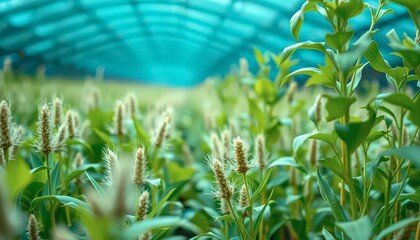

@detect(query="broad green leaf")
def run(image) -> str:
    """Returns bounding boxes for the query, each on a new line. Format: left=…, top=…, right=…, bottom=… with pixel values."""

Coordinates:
left=6, top=160, right=31, bottom=197
left=247, top=98, right=265, bottom=130
left=123, top=217, right=201, bottom=239
left=335, top=0, right=365, bottom=20
left=293, top=132, right=337, bottom=154
left=19, top=182, right=44, bottom=211
left=279, top=41, right=327, bottom=65
left=190, top=232, right=223, bottom=240
left=167, top=162, right=195, bottom=183
left=66, top=138, right=93, bottom=154
left=255, top=78, right=276, bottom=103
left=381, top=146, right=420, bottom=168
left=30, top=195, right=91, bottom=213
left=387, top=30, right=420, bottom=69
left=281, top=67, right=321, bottom=87
left=389, top=0, right=420, bottom=9
left=322, top=228, right=336, bottom=240
left=375, top=92, right=415, bottom=110
left=318, top=157, right=344, bottom=180
left=63, top=163, right=101, bottom=187
left=92, top=128, right=112, bottom=146
left=334, top=108, right=376, bottom=153
left=326, top=31, right=354, bottom=51
left=336, top=216, right=372, bottom=240
left=253, top=190, right=275, bottom=233
left=269, top=157, right=307, bottom=174
left=305, top=55, right=337, bottom=88
left=324, top=95, right=357, bottom=121
left=316, top=168, right=348, bottom=222
left=290, top=1, right=317, bottom=41
left=375, top=217, right=420, bottom=240
left=409, top=95, right=420, bottom=127
left=336, top=32, right=371, bottom=79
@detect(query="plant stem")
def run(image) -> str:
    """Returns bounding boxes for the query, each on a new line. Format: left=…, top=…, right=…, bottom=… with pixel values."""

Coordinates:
left=224, top=220, right=229, bottom=240
left=45, top=153, right=56, bottom=232
left=242, top=174, right=254, bottom=239
left=3, top=148, right=8, bottom=167
left=227, top=200, right=248, bottom=240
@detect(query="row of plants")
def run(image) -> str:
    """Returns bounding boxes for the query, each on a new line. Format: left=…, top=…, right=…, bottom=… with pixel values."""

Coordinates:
left=0, top=0, right=419, bottom=239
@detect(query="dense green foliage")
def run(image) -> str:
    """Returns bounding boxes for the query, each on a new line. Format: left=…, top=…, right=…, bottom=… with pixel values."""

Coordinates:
left=0, top=0, right=420, bottom=239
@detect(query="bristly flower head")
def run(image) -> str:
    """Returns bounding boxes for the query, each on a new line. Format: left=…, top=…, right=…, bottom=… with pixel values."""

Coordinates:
left=53, top=124, right=67, bottom=152
left=221, top=129, right=230, bottom=165
left=36, top=104, right=53, bottom=155
left=9, top=125, right=24, bottom=160
left=154, top=111, right=171, bottom=149
left=66, top=110, right=77, bottom=139
left=133, top=147, right=147, bottom=186
left=211, top=158, right=233, bottom=200
left=103, top=147, right=119, bottom=185
left=27, top=214, right=40, bottom=240
left=0, top=100, right=13, bottom=150
left=136, top=190, right=149, bottom=221
left=114, top=101, right=125, bottom=137
left=255, top=134, right=266, bottom=169
left=0, top=148, right=5, bottom=167
left=239, top=184, right=248, bottom=208
left=210, top=132, right=221, bottom=159
left=125, top=93, right=137, bottom=119
left=234, top=137, right=250, bottom=174
left=53, top=97, right=63, bottom=129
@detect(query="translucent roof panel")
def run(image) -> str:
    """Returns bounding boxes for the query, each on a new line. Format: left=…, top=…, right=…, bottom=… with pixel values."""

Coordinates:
left=0, top=0, right=415, bottom=86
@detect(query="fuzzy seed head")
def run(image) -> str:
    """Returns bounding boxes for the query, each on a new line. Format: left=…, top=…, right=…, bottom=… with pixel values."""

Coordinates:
left=37, top=104, right=52, bottom=155
left=114, top=101, right=125, bottom=136
left=134, top=147, right=146, bottom=186
left=255, top=134, right=266, bottom=169
left=139, top=231, right=152, bottom=240
left=154, top=111, right=171, bottom=148
left=0, top=100, right=12, bottom=150
left=10, top=126, right=24, bottom=159
left=136, top=191, right=149, bottom=221
left=210, top=132, right=221, bottom=159
left=212, top=159, right=233, bottom=200
left=309, top=139, right=317, bottom=167
left=126, top=93, right=137, bottom=118
left=222, top=129, right=230, bottom=163
left=239, top=184, right=248, bottom=208
left=220, top=199, right=231, bottom=215
left=54, top=124, right=67, bottom=152
left=66, top=111, right=76, bottom=139
left=287, top=81, right=297, bottom=103
left=234, top=137, right=249, bottom=174
left=74, top=153, right=83, bottom=185
left=103, top=148, right=119, bottom=185
left=53, top=98, right=63, bottom=128
left=314, top=95, right=322, bottom=125
left=239, top=57, right=249, bottom=78
left=0, top=148, right=5, bottom=167
left=182, top=143, right=193, bottom=165
left=27, top=214, right=40, bottom=240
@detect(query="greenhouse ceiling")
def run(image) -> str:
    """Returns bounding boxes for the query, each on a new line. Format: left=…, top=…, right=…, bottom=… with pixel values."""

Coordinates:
left=0, top=0, right=415, bottom=86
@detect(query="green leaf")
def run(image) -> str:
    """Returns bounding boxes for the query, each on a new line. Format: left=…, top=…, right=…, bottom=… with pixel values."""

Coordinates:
left=30, top=195, right=91, bottom=213
left=167, top=162, right=195, bottom=183
left=318, top=157, right=344, bottom=180
left=409, top=95, right=420, bottom=127
left=322, top=228, right=336, bottom=240
left=305, top=55, right=337, bottom=89
left=63, top=164, right=101, bottom=187
left=324, top=95, right=357, bottom=121
left=389, top=0, right=420, bottom=9
left=253, top=190, right=275, bottom=233
left=375, top=92, right=415, bottom=110
left=92, top=128, right=112, bottom=146
left=381, top=146, right=420, bottom=168
left=375, top=217, right=420, bottom=240
left=387, top=30, right=420, bottom=69
left=254, top=47, right=265, bottom=66
left=132, top=116, right=151, bottom=148
left=6, top=160, right=31, bottom=197
left=290, top=1, right=317, bottom=41
left=123, top=217, right=201, bottom=239
left=336, top=216, right=372, bottom=240
left=85, top=172, right=106, bottom=199
left=269, top=157, right=307, bottom=174
left=147, top=188, right=177, bottom=219
left=19, top=182, right=44, bottom=211
left=335, top=0, right=365, bottom=20
left=255, top=78, right=276, bottom=103
left=281, top=67, right=321, bottom=87
left=334, top=108, right=376, bottom=153
left=317, top=168, right=348, bottom=222
left=247, top=98, right=265, bottom=130
left=190, top=232, right=223, bottom=240
left=251, top=168, right=272, bottom=202
left=279, top=41, right=327, bottom=65
left=293, top=132, right=337, bottom=154
left=336, top=32, right=371, bottom=79
left=326, top=31, right=354, bottom=51
left=66, top=138, right=93, bottom=154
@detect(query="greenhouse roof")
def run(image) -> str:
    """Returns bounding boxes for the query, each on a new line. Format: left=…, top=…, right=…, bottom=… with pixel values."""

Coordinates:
left=0, top=0, right=415, bottom=86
